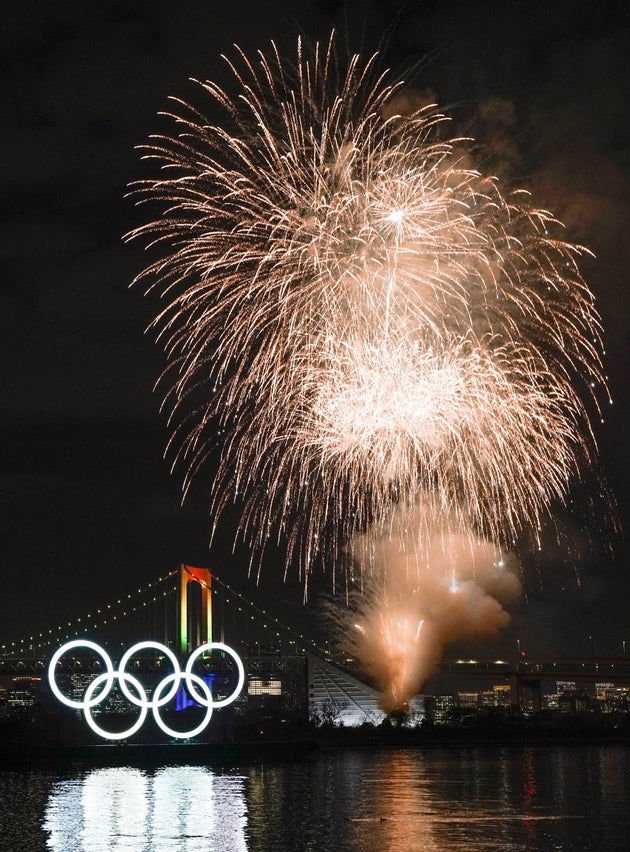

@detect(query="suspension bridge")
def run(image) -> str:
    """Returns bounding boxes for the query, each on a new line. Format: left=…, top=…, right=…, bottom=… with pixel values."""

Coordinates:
left=1, top=565, right=630, bottom=723
left=0, top=565, right=327, bottom=665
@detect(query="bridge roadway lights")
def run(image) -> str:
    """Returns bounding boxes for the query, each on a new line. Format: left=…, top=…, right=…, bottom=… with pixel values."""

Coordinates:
left=47, top=639, right=245, bottom=741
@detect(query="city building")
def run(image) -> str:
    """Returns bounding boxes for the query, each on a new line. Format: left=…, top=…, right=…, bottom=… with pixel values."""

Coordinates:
left=8, top=676, right=41, bottom=711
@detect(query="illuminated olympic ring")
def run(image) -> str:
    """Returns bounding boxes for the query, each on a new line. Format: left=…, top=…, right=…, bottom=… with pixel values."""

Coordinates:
left=47, top=639, right=245, bottom=741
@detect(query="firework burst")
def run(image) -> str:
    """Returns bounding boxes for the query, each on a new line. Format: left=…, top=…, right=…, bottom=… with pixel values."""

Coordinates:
left=129, top=34, right=606, bottom=589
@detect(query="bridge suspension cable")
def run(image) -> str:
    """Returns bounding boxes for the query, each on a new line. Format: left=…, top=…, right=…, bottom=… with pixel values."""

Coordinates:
left=0, top=567, right=329, bottom=660
left=210, top=574, right=328, bottom=658
left=0, top=571, right=178, bottom=658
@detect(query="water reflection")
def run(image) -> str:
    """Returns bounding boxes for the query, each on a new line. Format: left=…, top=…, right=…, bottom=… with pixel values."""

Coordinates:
left=235, top=746, right=630, bottom=851
left=43, top=766, right=247, bottom=851
left=347, top=749, right=440, bottom=850
left=3, top=745, right=629, bottom=850
left=344, top=747, right=595, bottom=852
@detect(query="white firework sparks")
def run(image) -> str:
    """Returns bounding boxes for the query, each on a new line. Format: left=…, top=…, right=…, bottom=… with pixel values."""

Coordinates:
left=128, top=34, right=606, bottom=589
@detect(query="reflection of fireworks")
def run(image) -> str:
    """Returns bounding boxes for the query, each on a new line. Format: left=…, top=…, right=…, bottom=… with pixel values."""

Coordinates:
left=130, top=35, right=605, bottom=586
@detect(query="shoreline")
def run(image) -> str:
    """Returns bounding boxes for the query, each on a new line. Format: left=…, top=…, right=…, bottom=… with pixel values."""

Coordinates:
left=2, top=727, right=630, bottom=770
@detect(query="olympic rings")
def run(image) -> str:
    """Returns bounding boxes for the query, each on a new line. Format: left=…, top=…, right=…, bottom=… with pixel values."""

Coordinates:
left=47, top=639, right=245, bottom=740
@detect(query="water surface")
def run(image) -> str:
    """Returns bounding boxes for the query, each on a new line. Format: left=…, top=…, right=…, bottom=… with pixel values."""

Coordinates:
left=1, top=745, right=628, bottom=850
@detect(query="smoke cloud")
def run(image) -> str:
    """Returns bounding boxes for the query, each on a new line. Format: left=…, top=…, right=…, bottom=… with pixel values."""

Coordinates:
left=334, top=503, right=521, bottom=714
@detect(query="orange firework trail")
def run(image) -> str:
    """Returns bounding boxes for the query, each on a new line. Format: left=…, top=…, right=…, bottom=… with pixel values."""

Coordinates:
left=129, top=34, right=607, bottom=598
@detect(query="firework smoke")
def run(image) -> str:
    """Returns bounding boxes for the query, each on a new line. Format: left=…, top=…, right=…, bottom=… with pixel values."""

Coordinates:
left=336, top=503, right=521, bottom=712
left=130, top=34, right=606, bottom=709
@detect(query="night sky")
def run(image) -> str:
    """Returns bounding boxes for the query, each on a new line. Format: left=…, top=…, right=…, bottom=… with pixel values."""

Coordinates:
left=2, top=0, right=629, bottom=659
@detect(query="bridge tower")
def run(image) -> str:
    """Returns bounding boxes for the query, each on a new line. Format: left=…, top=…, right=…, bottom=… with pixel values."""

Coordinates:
left=177, top=564, right=212, bottom=656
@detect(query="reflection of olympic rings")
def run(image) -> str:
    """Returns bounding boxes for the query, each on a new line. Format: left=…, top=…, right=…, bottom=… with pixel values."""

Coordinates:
left=48, top=639, right=245, bottom=740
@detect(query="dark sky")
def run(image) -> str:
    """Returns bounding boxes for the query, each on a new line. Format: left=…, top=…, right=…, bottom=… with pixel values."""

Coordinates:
left=1, top=0, right=628, bottom=658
